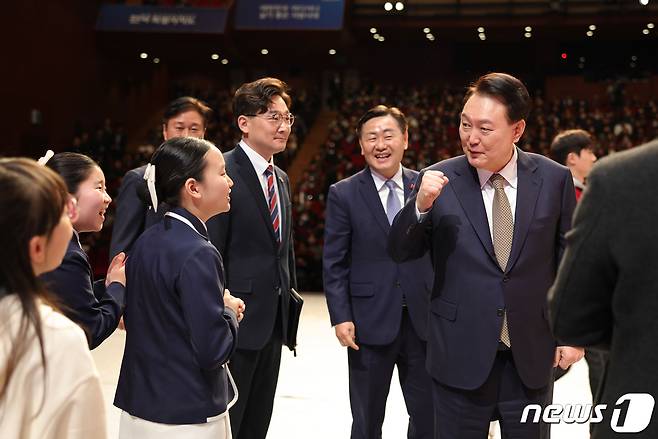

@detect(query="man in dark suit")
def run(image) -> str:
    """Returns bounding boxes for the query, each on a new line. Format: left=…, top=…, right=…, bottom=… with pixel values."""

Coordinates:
left=389, top=72, right=584, bottom=438
left=550, top=140, right=658, bottom=438
left=323, top=105, right=434, bottom=439
left=109, top=96, right=211, bottom=258
left=207, top=77, right=297, bottom=439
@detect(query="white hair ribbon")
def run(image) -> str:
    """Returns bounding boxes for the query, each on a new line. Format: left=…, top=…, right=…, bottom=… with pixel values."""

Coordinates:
left=37, top=149, right=55, bottom=166
left=143, top=163, right=158, bottom=213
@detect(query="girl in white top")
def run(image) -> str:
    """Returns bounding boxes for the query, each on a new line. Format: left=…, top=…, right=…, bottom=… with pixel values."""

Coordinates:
left=0, top=158, right=107, bottom=439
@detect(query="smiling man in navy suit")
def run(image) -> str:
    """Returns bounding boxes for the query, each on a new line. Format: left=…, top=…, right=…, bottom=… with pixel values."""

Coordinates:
left=324, top=105, right=434, bottom=439
left=389, top=73, right=584, bottom=438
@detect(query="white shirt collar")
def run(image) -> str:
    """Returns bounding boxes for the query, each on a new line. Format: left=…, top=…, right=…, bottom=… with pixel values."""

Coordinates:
left=370, top=165, right=404, bottom=192
left=239, top=139, right=274, bottom=177
left=476, top=146, right=518, bottom=189
left=573, top=177, right=586, bottom=190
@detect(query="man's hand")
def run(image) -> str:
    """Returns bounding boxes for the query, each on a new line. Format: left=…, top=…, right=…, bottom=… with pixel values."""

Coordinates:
left=553, top=346, right=585, bottom=369
left=335, top=321, right=359, bottom=350
left=416, top=170, right=449, bottom=213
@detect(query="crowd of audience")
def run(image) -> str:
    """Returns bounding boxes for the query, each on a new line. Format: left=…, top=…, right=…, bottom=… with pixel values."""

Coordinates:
left=292, top=83, right=658, bottom=290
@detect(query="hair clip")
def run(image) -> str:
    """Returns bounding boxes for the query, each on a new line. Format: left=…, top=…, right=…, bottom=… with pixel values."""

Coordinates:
left=143, top=163, right=158, bottom=213
left=37, top=149, right=54, bottom=166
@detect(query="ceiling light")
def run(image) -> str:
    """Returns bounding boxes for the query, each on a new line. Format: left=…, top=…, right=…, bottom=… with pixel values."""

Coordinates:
left=221, top=59, right=228, bottom=65
left=370, top=27, right=377, bottom=33
left=525, top=26, right=532, bottom=32
left=261, top=49, right=269, bottom=55
left=479, top=33, right=486, bottom=40
left=524, top=32, right=531, bottom=38
left=586, top=31, right=594, bottom=37
left=329, top=49, right=337, bottom=55
left=424, top=27, right=430, bottom=33
left=639, top=0, right=649, bottom=5
left=211, top=53, right=219, bottom=60
left=153, top=58, right=160, bottom=64
left=140, top=52, right=148, bottom=59
left=477, top=27, right=485, bottom=33
left=648, top=23, right=655, bottom=29
left=589, top=24, right=597, bottom=31
left=632, top=55, right=638, bottom=61
left=395, top=2, right=404, bottom=10
left=384, top=2, right=393, bottom=11
left=643, top=28, right=650, bottom=34
left=427, top=33, right=434, bottom=39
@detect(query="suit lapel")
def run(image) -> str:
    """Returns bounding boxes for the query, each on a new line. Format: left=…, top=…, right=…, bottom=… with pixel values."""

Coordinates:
left=507, top=148, right=542, bottom=272
left=233, top=146, right=278, bottom=245
left=449, top=157, right=496, bottom=263
left=357, top=168, right=390, bottom=235
left=402, top=167, right=415, bottom=202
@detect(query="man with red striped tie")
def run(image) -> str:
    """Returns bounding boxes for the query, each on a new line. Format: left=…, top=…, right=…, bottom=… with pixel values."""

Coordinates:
left=207, top=77, right=297, bottom=439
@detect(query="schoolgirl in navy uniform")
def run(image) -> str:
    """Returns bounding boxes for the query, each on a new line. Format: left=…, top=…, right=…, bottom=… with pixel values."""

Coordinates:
left=40, top=152, right=126, bottom=349
left=114, top=137, right=244, bottom=439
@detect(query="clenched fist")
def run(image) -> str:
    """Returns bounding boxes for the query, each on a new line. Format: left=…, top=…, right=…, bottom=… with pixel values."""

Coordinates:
left=416, top=170, right=449, bottom=213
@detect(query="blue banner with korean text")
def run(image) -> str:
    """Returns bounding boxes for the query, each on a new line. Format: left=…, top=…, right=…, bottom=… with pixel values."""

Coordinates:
left=96, top=5, right=229, bottom=34
left=234, top=0, right=344, bottom=30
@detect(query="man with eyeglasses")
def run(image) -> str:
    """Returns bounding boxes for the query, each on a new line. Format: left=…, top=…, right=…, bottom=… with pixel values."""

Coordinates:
left=207, top=77, right=297, bottom=439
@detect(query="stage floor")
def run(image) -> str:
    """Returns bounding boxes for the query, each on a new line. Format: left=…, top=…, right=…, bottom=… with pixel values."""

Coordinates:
left=92, top=292, right=592, bottom=438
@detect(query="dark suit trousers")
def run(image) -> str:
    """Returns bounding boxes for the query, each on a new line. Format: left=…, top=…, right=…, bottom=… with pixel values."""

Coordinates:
left=348, top=309, right=433, bottom=439
left=229, top=304, right=283, bottom=439
left=432, top=350, right=552, bottom=439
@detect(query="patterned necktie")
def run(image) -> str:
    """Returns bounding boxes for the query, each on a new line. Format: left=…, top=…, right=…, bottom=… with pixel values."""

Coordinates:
left=264, top=165, right=280, bottom=243
left=385, top=180, right=402, bottom=225
left=490, top=173, right=514, bottom=347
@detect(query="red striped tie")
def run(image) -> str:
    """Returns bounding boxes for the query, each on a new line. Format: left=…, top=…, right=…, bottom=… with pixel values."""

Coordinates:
left=264, top=165, right=280, bottom=243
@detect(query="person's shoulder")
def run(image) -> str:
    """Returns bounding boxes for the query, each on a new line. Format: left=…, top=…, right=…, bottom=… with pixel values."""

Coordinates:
left=332, top=168, right=367, bottom=191
left=521, top=150, right=570, bottom=180
left=425, top=154, right=466, bottom=173
left=40, top=303, right=94, bottom=356
left=592, top=140, right=658, bottom=178
left=125, top=164, right=148, bottom=179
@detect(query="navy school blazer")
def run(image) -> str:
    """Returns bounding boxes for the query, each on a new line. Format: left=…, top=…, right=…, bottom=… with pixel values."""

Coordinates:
left=40, top=233, right=125, bottom=349
left=114, top=207, right=239, bottom=424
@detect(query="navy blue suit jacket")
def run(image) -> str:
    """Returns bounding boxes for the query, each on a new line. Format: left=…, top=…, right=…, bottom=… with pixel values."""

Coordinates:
left=323, top=167, right=433, bottom=345
left=40, top=234, right=124, bottom=349
left=207, top=145, right=297, bottom=351
left=114, top=207, right=239, bottom=424
left=109, top=165, right=164, bottom=259
left=389, top=149, right=575, bottom=390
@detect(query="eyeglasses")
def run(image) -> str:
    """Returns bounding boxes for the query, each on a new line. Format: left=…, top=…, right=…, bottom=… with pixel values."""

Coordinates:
left=245, top=112, right=295, bottom=127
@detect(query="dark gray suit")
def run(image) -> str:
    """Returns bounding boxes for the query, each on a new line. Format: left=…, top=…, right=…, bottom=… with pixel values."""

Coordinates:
left=550, top=140, right=658, bottom=439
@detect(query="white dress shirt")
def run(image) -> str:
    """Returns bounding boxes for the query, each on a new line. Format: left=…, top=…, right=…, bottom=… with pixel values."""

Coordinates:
left=370, top=165, right=405, bottom=217
left=475, top=147, right=518, bottom=238
left=239, top=140, right=283, bottom=238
